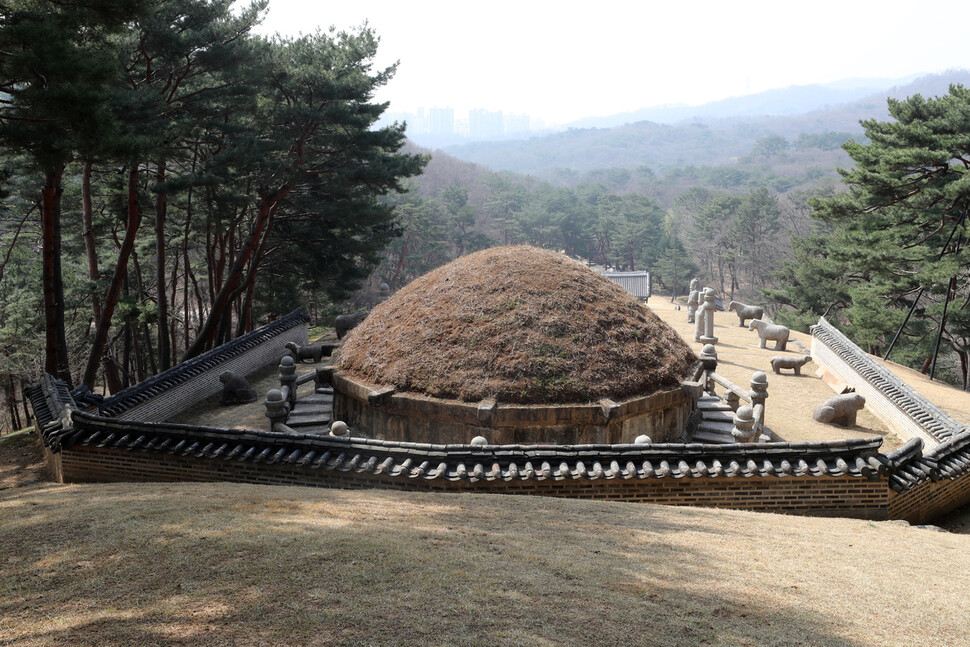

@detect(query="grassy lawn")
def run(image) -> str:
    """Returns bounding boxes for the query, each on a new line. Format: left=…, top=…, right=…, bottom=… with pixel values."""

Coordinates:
left=3, top=477, right=970, bottom=646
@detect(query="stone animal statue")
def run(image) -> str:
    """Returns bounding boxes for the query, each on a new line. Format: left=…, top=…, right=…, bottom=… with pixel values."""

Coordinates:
left=219, top=371, right=257, bottom=405
left=748, top=319, right=790, bottom=351
left=813, top=393, right=866, bottom=427
left=334, top=311, right=368, bottom=339
left=284, top=341, right=332, bottom=364
left=728, top=301, right=765, bottom=327
left=770, top=355, right=812, bottom=375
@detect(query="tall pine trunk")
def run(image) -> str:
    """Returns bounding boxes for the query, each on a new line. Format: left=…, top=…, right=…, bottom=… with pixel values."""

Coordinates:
left=81, top=161, right=102, bottom=324
left=82, top=165, right=143, bottom=387
left=182, top=187, right=289, bottom=360
left=155, top=159, right=171, bottom=371
left=82, top=161, right=122, bottom=393
left=41, top=166, right=71, bottom=384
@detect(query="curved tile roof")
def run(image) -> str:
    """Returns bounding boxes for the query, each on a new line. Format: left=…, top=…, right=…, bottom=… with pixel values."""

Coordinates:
left=24, top=373, right=77, bottom=453
left=55, top=411, right=889, bottom=483
left=24, top=330, right=970, bottom=494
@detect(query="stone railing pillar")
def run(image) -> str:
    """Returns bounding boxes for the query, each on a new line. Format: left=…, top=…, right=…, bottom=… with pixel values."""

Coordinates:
left=314, top=366, right=334, bottom=390
left=749, top=371, right=768, bottom=428
left=265, top=389, right=289, bottom=431
left=699, top=344, right=717, bottom=394
left=279, top=355, right=297, bottom=409
left=731, top=405, right=757, bottom=442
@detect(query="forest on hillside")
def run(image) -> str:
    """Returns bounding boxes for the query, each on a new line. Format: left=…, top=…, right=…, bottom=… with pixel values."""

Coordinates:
left=0, top=0, right=424, bottom=429
left=2, top=1, right=970, bottom=434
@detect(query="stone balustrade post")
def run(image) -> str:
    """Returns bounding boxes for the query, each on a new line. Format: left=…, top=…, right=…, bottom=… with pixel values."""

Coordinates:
left=279, top=355, right=297, bottom=409
left=264, top=389, right=288, bottom=431
left=749, top=371, right=768, bottom=427
left=698, top=344, right=717, bottom=394
left=314, top=366, right=334, bottom=390
left=731, top=405, right=757, bottom=442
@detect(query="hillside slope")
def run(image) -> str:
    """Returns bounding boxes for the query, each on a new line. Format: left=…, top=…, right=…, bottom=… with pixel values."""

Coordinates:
left=3, top=479, right=969, bottom=646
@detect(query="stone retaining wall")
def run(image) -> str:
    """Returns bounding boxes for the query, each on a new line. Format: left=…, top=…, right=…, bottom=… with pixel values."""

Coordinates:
left=332, top=371, right=693, bottom=445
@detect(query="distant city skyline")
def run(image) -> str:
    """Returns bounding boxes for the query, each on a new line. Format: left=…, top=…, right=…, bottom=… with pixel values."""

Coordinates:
left=255, top=0, right=970, bottom=125
left=378, top=106, right=548, bottom=145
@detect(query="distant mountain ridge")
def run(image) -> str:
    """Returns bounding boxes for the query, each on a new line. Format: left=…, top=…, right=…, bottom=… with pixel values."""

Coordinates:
left=441, top=70, right=970, bottom=176
left=565, top=74, right=924, bottom=129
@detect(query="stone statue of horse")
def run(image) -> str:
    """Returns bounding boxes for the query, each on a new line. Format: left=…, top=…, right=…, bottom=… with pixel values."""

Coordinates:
left=727, top=301, right=764, bottom=327
left=748, top=319, right=790, bottom=351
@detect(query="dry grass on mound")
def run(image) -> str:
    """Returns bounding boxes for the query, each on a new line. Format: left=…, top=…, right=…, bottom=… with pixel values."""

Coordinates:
left=338, top=246, right=695, bottom=404
left=3, top=482, right=970, bottom=647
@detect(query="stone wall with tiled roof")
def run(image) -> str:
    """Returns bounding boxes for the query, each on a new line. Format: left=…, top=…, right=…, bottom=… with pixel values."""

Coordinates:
left=56, top=411, right=889, bottom=482
left=27, top=376, right=970, bottom=520
left=24, top=372, right=77, bottom=453
left=810, top=316, right=964, bottom=447
left=95, top=310, right=308, bottom=422
left=21, top=385, right=906, bottom=519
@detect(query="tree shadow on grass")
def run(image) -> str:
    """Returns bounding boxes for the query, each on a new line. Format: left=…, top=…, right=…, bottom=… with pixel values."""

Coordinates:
left=0, top=484, right=907, bottom=647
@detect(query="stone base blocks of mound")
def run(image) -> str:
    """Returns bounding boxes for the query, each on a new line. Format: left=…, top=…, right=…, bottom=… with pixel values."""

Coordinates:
left=331, top=370, right=693, bottom=445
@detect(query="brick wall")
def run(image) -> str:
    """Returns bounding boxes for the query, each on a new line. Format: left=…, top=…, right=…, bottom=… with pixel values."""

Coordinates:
left=889, top=470, right=970, bottom=523
left=59, top=445, right=890, bottom=520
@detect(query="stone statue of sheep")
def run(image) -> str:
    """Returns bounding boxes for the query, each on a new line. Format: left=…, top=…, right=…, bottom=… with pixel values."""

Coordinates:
left=219, top=371, right=257, bottom=405
left=813, top=393, right=866, bottom=427
left=284, top=341, right=329, bottom=363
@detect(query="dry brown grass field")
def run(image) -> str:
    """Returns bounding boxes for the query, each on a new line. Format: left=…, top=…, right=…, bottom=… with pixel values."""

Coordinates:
left=2, top=431, right=970, bottom=647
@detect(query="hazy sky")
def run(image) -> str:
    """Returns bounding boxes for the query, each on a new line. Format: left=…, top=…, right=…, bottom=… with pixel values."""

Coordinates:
left=255, top=0, right=969, bottom=124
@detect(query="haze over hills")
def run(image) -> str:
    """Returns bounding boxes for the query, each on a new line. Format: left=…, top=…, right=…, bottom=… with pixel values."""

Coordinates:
left=564, top=74, right=924, bottom=129
left=438, top=70, right=970, bottom=177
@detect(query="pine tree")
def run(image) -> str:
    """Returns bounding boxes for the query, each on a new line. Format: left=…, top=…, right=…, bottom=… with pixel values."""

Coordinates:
left=0, top=0, right=151, bottom=384
left=776, top=85, right=970, bottom=382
